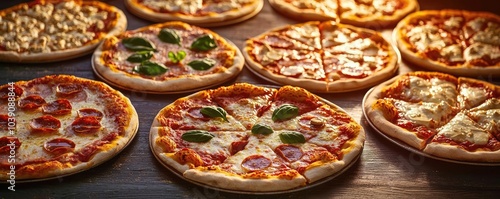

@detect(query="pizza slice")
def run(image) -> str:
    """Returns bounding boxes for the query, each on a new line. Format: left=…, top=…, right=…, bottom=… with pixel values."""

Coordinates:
left=423, top=112, right=500, bottom=162
left=254, top=86, right=323, bottom=131
left=381, top=72, right=458, bottom=105
left=150, top=127, right=248, bottom=172
left=182, top=136, right=307, bottom=192
left=468, top=99, right=500, bottom=141
left=210, top=83, right=276, bottom=130
left=269, top=0, right=339, bottom=21
left=151, top=91, right=245, bottom=131
left=369, top=98, right=457, bottom=149
left=457, top=77, right=497, bottom=109
left=338, top=0, right=419, bottom=28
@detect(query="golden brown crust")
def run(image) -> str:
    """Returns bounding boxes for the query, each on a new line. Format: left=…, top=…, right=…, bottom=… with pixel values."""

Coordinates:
left=0, top=0, right=127, bottom=63
left=394, top=10, right=500, bottom=76
left=0, top=75, right=138, bottom=180
left=93, top=21, right=244, bottom=93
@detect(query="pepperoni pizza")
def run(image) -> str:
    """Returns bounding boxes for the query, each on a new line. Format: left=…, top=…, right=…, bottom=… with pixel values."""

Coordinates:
left=394, top=10, right=500, bottom=76
left=244, top=21, right=399, bottom=93
left=0, top=75, right=138, bottom=180
left=0, top=0, right=127, bottom=63
left=150, top=83, right=365, bottom=192
left=364, top=71, right=500, bottom=163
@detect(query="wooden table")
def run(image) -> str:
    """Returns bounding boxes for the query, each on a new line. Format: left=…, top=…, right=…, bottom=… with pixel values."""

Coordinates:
left=1, top=0, right=499, bottom=198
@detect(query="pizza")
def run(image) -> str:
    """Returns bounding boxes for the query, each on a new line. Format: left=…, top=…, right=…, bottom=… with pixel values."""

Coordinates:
left=0, top=75, right=138, bottom=180
left=394, top=10, right=500, bottom=76
left=93, top=21, right=244, bottom=93
left=150, top=83, right=365, bottom=192
left=0, top=0, right=127, bottom=63
left=124, top=0, right=264, bottom=27
left=243, top=21, right=399, bottom=93
left=269, top=0, right=419, bottom=28
left=364, top=71, right=500, bottom=163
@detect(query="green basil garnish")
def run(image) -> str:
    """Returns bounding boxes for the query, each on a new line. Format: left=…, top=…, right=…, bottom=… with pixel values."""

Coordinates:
left=272, top=104, right=299, bottom=122
left=188, top=58, right=216, bottom=71
left=279, top=131, right=306, bottom=144
left=122, top=37, right=156, bottom=52
left=181, top=130, right=215, bottom=143
left=200, top=106, right=228, bottom=122
left=191, top=35, right=217, bottom=51
left=251, top=124, right=274, bottom=135
left=158, top=28, right=181, bottom=45
left=127, top=51, right=153, bottom=63
left=168, top=51, right=186, bottom=63
left=132, top=61, right=167, bottom=76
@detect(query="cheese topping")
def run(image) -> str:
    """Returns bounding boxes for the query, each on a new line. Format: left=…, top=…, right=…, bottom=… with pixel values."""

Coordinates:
left=404, top=76, right=457, bottom=105
left=394, top=100, right=453, bottom=128
left=457, top=84, right=488, bottom=109
left=464, top=43, right=500, bottom=61
left=0, top=1, right=112, bottom=53
left=406, top=24, right=448, bottom=52
left=141, top=0, right=253, bottom=14
left=440, top=44, right=464, bottom=63
left=437, top=112, right=489, bottom=145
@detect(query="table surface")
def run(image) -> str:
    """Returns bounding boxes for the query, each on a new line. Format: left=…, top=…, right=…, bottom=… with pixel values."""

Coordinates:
left=1, top=0, right=500, bottom=198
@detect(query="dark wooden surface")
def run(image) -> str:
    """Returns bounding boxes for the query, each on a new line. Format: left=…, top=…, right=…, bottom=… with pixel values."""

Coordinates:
left=1, top=0, right=500, bottom=198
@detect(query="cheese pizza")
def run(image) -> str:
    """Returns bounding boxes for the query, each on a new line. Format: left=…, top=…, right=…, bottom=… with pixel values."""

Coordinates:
left=150, top=83, right=365, bottom=192
left=244, top=21, right=399, bottom=93
left=93, top=21, right=244, bottom=93
left=364, top=71, right=500, bottom=162
left=0, top=75, right=138, bottom=180
left=0, top=0, right=127, bottom=63
left=125, top=0, right=264, bottom=27
left=394, top=10, right=500, bottom=76
left=269, top=0, right=419, bottom=28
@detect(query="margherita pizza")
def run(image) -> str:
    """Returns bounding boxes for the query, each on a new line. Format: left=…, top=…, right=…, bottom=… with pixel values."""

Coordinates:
left=364, top=71, right=500, bottom=163
left=0, top=75, right=138, bottom=180
left=394, top=10, right=500, bottom=76
left=269, top=0, right=419, bottom=28
left=244, top=21, right=399, bottom=93
left=125, top=0, right=264, bottom=27
left=93, top=21, right=244, bottom=93
left=0, top=0, right=127, bottom=63
left=150, top=83, right=365, bottom=192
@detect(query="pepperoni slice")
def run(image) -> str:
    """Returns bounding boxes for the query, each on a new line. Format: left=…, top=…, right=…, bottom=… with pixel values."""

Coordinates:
left=56, top=83, right=83, bottom=96
left=229, top=141, right=248, bottom=155
left=275, top=145, right=303, bottom=162
left=72, top=116, right=101, bottom=134
left=0, top=114, right=9, bottom=129
left=0, top=136, right=21, bottom=154
left=187, top=107, right=210, bottom=121
left=0, top=84, right=23, bottom=100
left=42, top=99, right=72, bottom=115
left=44, top=138, right=75, bottom=155
left=77, top=108, right=104, bottom=121
left=30, top=115, right=61, bottom=133
left=18, top=95, right=46, bottom=110
left=241, top=155, right=272, bottom=171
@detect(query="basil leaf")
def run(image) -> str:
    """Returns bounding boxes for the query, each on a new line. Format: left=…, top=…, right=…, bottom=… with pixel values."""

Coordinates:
left=188, top=58, right=216, bottom=71
left=122, top=37, right=156, bottom=52
left=181, top=130, right=215, bottom=143
left=158, top=28, right=181, bottom=45
left=168, top=51, right=186, bottom=63
left=132, top=61, right=167, bottom=76
left=251, top=124, right=274, bottom=135
left=127, top=51, right=153, bottom=63
left=272, top=104, right=299, bottom=122
left=200, top=106, right=228, bottom=122
left=191, top=35, right=217, bottom=51
left=279, top=131, right=306, bottom=144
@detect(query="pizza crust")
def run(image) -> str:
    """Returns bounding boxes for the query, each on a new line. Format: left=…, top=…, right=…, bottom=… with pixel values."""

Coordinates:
left=423, top=143, right=500, bottom=162
left=0, top=1, right=127, bottom=63
left=269, top=0, right=338, bottom=21
left=124, top=0, right=263, bottom=26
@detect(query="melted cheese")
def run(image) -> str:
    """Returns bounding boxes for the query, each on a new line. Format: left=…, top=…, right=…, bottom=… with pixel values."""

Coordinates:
left=141, top=0, right=203, bottom=14
left=468, top=99, right=500, bottom=134
left=285, top=23, right=321, bottom=49
left=394, top=100, right=453, bottom=128
left=457, top=84, right=488, bottom=109
left=437, top=112, right=489, bottom=145
left=404, top=76, right=457, bottom=105
left=443, top=17, right=463, bottom=30
left=464, top=43, right=500, bottom=61
left=220, top=138, right=278, bottom=174
left=440, top=44, right=464, bottom=63
left=0, top=1, right=109, bottom=53
left=406, top=24, right=448, bottom=52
